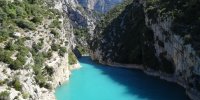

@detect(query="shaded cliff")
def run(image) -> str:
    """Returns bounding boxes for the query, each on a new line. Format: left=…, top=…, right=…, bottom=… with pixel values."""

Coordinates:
left=90, top=0, right=200, bottom=100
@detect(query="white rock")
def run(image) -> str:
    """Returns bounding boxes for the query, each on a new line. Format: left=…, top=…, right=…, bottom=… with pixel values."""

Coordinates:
left=13, top=32, right=22, bottom=37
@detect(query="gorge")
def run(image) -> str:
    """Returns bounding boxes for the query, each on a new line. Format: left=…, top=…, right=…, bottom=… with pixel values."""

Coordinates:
left=0, top=0, right=200, bottom=100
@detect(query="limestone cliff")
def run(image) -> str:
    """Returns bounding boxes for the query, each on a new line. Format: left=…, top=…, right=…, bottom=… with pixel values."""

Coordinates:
left=0, top=0, right=79, bottom=99
left=90, top=0, right=200, bottom=100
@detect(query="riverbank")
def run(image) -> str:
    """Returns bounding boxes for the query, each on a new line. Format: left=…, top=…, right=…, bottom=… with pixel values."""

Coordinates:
left=105, top=62, right=199, bottom=100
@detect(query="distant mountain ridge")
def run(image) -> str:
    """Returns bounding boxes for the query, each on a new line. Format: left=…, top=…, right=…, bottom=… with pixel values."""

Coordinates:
left=77, top=0, right=123, bottom=13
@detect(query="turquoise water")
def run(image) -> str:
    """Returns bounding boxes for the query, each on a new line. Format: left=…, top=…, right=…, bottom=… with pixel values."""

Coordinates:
left=55, top=57, right=189, bottom=100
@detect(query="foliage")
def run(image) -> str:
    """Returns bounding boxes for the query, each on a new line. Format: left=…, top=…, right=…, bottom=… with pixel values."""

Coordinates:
left=50, top=29, right=60, bottom=38
left=12, top=79, right=22, bottom=91
left=49, top=19, right=61, bottom=29
left=68, top=52, right=77, bottom=65
left=9, top=59, right=23, bottom=70
left=32, top=42, right=43, bottom=52
left=0, top=0, right=62, bottom=91
left=44, top=83, right=53, bottom=90
left=97, top=0, right=133, bottom=30
left=0, top=91, right=10, bottom=100
left=5, top=39, right=29, bottom=70
left=31, top=16, right=43, bottom=24
left=145, top=0, right=200, bottom=56
left=74, top=28, right=89, bottom=39
left=0, top=48, right=13, bottom=65
left=42, top=51, right=52, bottom=59
left=59, top=47, right=67, bottom=57
left=5, top=41, right=17, bottom=51
left=91, top=0, right=145, bottom=64
left=0, top=0, right=58, bottom=42
left=16, top=19, right=36, bottom=30
left=77, top=45, right=88, bottom=55
left=32, top=51, right=49, bottom=88
left=0, top=29, right=10, bottom=43
left=35, top=73, right=46, bottom=87
left=45, top=66, right=54, bottom=76
left=51, top=43, right=60, bottom=51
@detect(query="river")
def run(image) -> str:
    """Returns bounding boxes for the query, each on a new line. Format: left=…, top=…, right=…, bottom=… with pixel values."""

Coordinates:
left=55, top=56, right=189, bottom=100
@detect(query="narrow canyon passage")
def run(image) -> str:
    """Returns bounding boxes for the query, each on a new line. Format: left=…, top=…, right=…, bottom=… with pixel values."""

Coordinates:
left=55, top=57, right=189, bottom=100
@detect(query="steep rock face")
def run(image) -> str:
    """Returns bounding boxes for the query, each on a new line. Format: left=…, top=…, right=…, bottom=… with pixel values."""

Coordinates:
left=62, top=0, right=98, bottom=49
left=90, top=0, right=200, bottom=100
left=77, top=0, right=123, bottom=13
left=0, top=0, right=79, bottom=99
left=62, top=0, right=125, bottom=54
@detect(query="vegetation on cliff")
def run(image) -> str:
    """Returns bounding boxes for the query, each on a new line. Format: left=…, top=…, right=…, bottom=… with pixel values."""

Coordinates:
left=0, top=0, right=71, bottom=99
left=145, top=0, right=200, bottom=56
left=90, top=0, right=200, bottom=99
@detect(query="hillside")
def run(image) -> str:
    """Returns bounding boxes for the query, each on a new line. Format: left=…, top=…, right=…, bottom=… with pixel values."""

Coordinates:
left=90, top=0, right=200, bottom=100
left=0, top=0, right=79, bottom=99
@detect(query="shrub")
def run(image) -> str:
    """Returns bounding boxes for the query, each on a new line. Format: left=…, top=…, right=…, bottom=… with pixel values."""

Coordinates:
left=41, top=51, right=52, bottom=59
left=15, top=38, right=26, bottom=46
left=68, top=52, right=77, bottom=65
left=32, top=52, right=46, bottom=75
left=0, top=8, right=7, bottom=21
left=16, top=19, right=36, bottom=30
left=32, top=42, right=43, bottom=52
left=16, top=54, right=26, bottom=65
left=34, top=53, right=45, bottom=66
left=59, top=47, right=67, bottom=57
left=45, top=66, right=54, bottom=76
left=13, top=79, right=22, bottom=91
left=44, top=83, right=53, bottom=90
left=16, top=6, right=27, bottom=18
left=50, top=29, right=59, bottom=38
left=0, top=91, right=10, bottom=100
left=9, top=60, right=23, bottom=70
left=77, top=46, right=87, bottom=55
left=51, top=43, right=60, bottom=51
left=32, top=65, right=42, bottom=75
left=35, top=73, right=46, bottom=87
left=46, top=51, right=52, bottom=59
left=31, top=16, right=43, bottom=24
left=5, top=7, right=17, bottom=19
left=9, top=48, right=28, bottom=70
left=49, top=19, right=61, bottom=29
left=0, top=49, right=13, bottom=65
left=0, top=0, right=8, bottom=7
left=5, top=41, right=18, bottom=51
left=0, top=29, right=10, bottom=43
left=74, top=28, right=89, bottom=39
left=18, top=46, right=29, bottom=57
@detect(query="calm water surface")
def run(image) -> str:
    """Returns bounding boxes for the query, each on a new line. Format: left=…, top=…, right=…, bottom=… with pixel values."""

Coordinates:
left=55, top=57, right=189, bottom=100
